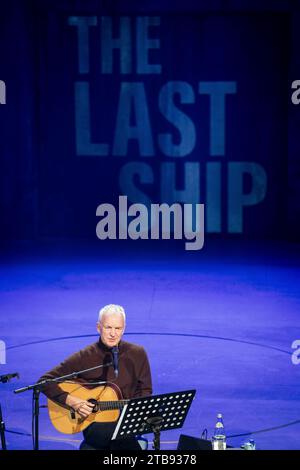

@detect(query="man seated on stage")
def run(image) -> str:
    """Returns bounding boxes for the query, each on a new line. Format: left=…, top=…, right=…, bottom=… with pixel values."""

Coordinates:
left=38, top=304, right=152, bottom=450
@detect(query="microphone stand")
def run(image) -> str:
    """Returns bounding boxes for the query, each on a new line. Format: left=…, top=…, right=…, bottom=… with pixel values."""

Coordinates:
left=0, top=372, right=20, bottom=450
left=0, top=403, right=6, bottom=450
left=14, top=362, right=113, bottom=450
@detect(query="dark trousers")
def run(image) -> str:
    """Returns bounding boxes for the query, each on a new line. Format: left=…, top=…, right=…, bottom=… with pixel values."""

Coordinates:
left=82, top=422, right=141, bottom=450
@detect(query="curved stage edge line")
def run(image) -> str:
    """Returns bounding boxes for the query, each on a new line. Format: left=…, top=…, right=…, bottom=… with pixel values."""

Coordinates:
left=5, top=332, right=291, bottom=356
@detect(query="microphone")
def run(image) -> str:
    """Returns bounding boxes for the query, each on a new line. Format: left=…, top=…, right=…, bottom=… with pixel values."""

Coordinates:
left=111, top=346, right=119, bottom=378
left=0, top=372, right=20, bottom=383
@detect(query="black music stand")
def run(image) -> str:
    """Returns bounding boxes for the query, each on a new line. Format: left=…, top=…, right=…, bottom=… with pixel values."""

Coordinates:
left=112, top=389, right=196, bottom=450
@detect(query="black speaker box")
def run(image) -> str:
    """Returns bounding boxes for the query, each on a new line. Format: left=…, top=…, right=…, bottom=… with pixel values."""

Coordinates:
left=177, top=434, right=212, bottom=450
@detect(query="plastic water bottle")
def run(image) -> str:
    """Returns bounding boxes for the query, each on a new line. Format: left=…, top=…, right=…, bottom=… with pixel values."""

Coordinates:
left=212, top=413, right=226, bottom=450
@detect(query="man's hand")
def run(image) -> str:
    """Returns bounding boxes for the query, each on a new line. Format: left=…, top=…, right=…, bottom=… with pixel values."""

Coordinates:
left=66, top=395, right=95, bottom=418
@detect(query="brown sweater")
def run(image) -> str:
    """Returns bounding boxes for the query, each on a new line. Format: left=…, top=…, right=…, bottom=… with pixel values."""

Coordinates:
left=38, top=338, right=152, bottom=404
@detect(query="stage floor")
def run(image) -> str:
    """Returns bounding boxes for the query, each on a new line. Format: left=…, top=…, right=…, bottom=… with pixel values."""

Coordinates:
left=1, top=239, right=300, bottom=450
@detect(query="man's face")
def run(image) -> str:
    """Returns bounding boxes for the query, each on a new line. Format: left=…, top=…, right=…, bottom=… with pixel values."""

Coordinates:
left=97, top=313, right=125, bottom=348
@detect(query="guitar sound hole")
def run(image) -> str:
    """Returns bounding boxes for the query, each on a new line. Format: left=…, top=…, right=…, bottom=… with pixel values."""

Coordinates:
left=87, top=399, right=98, bottom=413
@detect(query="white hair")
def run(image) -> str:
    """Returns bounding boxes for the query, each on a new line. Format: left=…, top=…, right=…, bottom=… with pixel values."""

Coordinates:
left=98, top=304, right=126, bottom=324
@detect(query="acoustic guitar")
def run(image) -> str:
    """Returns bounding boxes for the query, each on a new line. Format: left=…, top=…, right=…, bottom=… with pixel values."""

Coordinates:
left=47, top=382, right=128, bottom=434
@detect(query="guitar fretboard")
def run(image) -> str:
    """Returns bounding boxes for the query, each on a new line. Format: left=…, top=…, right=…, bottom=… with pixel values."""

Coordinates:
left=98, top=400, right=128, bottom=411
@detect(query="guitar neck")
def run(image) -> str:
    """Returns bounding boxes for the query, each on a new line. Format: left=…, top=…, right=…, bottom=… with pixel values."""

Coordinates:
left=97, top=400, right=128, bottom=411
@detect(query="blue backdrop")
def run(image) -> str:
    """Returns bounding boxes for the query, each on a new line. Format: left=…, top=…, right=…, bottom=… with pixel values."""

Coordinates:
left=0, top=0, right=299, bottom=243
